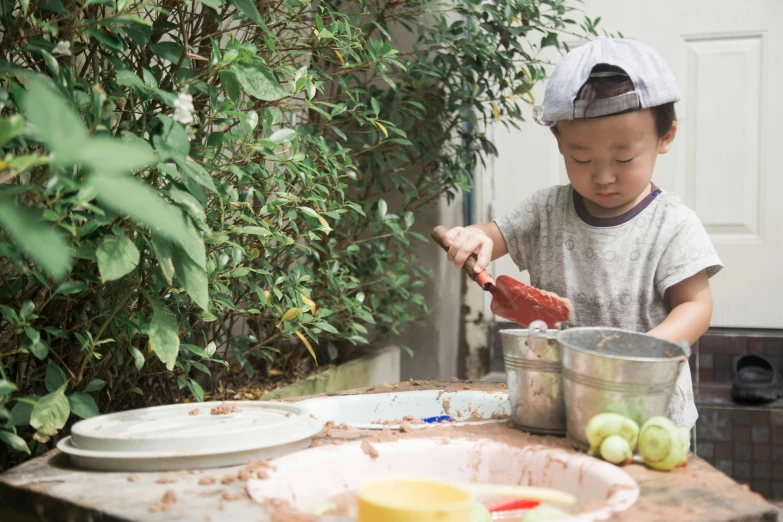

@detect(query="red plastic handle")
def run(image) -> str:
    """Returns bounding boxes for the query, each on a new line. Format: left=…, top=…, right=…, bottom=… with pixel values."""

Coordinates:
left=484, top=497, right=541, bottom=512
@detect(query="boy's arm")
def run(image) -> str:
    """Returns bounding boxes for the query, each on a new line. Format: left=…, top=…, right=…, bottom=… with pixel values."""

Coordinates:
left=647, top=270, right=713, bottom=346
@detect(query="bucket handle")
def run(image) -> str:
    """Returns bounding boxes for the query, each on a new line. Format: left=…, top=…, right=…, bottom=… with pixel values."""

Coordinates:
left=527, top=320, right=548, bottom=338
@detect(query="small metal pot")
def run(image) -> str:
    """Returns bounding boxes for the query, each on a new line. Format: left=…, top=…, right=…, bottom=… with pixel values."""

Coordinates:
left=556, top=327, right=688, bottom=449
left=500, top=320, right=566, bottom=436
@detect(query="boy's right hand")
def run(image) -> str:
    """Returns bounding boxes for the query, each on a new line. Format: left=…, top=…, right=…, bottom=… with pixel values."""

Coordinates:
left=442, top=226, right=494, bottom=274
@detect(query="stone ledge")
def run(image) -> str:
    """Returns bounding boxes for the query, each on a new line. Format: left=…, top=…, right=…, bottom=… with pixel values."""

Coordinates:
left=261, top=345, right=400, bottom=400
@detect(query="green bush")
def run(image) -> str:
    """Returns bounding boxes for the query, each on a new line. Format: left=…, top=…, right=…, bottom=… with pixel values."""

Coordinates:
left=0, top=0, right=600, bottom=467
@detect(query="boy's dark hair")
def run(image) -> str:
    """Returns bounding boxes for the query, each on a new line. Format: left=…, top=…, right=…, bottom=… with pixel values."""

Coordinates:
left=554, top=65, right=676, bottom=138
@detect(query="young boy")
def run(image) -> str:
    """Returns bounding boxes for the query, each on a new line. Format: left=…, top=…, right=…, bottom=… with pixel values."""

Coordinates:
left=443, top=38, right=723, bottom=429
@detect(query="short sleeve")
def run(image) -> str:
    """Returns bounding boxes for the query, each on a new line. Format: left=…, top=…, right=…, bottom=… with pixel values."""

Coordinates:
left=493, top=192, right=542, bottom=272
left=655, top=209, right=723, bottom=297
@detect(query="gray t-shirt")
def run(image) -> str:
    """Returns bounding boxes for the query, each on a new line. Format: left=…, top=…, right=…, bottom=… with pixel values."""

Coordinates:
left=495, top=184, right=723, bottom=429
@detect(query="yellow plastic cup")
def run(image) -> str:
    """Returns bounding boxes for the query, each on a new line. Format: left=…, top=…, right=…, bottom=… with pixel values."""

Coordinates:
left=356, top=477, right=576, bottom=522
left=357, top=477, right=475, bottom=522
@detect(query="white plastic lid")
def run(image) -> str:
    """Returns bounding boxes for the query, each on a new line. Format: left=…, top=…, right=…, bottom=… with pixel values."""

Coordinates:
left=57, top=401, right=323, bottom=471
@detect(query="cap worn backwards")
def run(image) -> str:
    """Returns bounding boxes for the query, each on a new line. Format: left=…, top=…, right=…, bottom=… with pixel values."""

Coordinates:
left=533, top=37, right=681, bottom=127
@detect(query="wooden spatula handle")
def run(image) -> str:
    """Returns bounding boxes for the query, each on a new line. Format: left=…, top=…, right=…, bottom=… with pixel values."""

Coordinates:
left=431, top=225, right=481, bottom=280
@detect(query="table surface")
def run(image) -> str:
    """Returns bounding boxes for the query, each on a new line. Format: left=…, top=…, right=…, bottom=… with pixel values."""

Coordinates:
left=0, top=381, right=778, bottom=522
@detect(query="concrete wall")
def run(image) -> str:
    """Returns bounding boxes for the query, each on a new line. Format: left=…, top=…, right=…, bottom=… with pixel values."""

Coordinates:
left=397, top=194, right=464, bottom=381
left=389, top=10, right=495, bottom=382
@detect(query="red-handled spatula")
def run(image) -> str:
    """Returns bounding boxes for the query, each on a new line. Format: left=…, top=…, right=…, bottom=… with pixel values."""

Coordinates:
left=431, top=225, right=572, bottom=328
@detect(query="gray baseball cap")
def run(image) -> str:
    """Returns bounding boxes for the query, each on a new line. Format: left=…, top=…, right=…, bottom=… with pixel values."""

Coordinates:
left=533, top=37, right=681, bottom=127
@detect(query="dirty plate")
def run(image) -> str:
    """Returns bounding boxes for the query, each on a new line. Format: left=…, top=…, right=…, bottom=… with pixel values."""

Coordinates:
left=57, top=401, right=323, bottom=471
left=296, top=389, right=510, bottom=430
left=247, top=437, right=639, bottom=521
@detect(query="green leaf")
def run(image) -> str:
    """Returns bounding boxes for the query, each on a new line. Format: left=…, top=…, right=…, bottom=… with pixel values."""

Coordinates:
left=172, top=246, right=209, bottom=309
left=68, top=392, right=99, bottom=418
left=228, top=0, right=263, bottom=25
left=0, top=115, right=24, bottom=147
left=153, top=115, right=190, bottom=161
left=327, top=343, right=338, bottom=361
left=54, top=281, right=86, bottom=295
left=229, top=63, right=287, bottom=101
left=40, top=0, right=66, bottom=14
left=129, top=345, right=145, bottom=371
left=186, top=379, right=204, bottom=401
left=267, top=128, right=296, bottom=143
left=264, top=107, right=283, bottom=126
left=9, top=399, right=35, bottom=426
left=27, top=335, right=49, bottom=360
left=298, top=207, right=318, bottom=218
left=84, top=379, right=106, bottom=393
left=169, top=187, right=206, bottom=224
left=150, top=42, right=184, bottom=63
left=116, top=70, right=147, bottom=91
left=24, top=325, right=40, bottom=345
left=148, top=301, right=180, bottom=371
left=314, top=322, right=339, bottom=334
left=87, top=174, right=206, bottom=269
left=0, top=201, right=72, bottom=280
left=9, top=154, right=51, bottom=176
left=150, top=236, right=175, bottom=286
left=377, top=199, right=388, bottom=220
left=88, top=28, right=127, bottom=52
left=201, top=0, right=221, bottom=8
left=22, top=77, right=87, bottom=164
left=0, top=380, right=17, bottom=394
left=96, top=233, right=140, bottom=282
left=30, top=390, right=69, bottom=442
left=40, top=50, right=59, bottom=77
left=0, top=430, right=30, bottom=455
left=220, top=49, right=239, bottom=67
left=119, top=21, right=152, bottom=46
left=241, top=226, right=270, bottom=236
left=45, top=361, right=67, bottom=394
left=79, top=137, right=156, bottom=175
left=182, top=343, right=208, bottom=357
left=207, top=131, right=224, bottom=147
left=174, top=157, right=217, bottom=192
left=541, top=32, right=559, bottom=48
left=20, top=300, right=34, bottom=318
left=43, top=326, right=67, bottom=339
left=219, top=71, right=241, bottom=102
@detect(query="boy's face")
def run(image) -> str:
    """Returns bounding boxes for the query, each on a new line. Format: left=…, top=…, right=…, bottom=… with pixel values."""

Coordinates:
left=554, top=109, right=676, bottom=218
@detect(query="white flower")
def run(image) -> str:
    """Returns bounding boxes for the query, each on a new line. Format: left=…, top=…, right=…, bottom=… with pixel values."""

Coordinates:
left=172, top=92, right=195, bottom=125
left=174, top=92, right=194, bottom=112
left=52, top=41, right=71, bottom=57
left=173, top=108, right=194, bottom=125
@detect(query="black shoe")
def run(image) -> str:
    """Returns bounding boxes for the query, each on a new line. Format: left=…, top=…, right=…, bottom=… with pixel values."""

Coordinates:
left=732, top=354, right=783, bottom=403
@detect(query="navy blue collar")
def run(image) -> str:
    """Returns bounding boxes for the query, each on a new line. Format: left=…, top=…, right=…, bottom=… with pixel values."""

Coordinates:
left=573, top=183, right=661, bottom=227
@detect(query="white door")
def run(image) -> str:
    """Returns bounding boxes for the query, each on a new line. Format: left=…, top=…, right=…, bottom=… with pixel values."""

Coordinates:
left=487, top=0, right=783, bottom=328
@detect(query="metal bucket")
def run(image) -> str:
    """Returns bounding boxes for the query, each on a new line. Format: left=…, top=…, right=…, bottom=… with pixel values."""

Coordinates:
left=500, top=320, right=566, bottom=436
left=556, top=327, right=687, bottom=448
